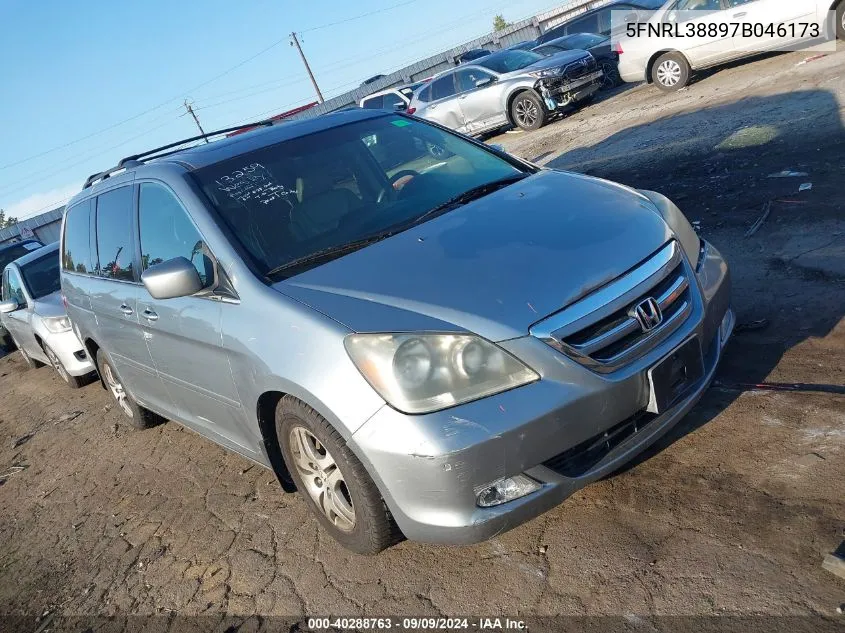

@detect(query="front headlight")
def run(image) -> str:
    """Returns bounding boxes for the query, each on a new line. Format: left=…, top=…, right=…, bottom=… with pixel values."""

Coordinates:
left=529, top=67, right=563, bottom=79
left=638, top=190, right=701, bottom=269
left=43, top=316, right=72, bottom=333
left=344, top=333, right=539, bottom=414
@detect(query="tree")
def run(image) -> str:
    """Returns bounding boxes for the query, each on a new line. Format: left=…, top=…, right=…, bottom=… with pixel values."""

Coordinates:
left=0, top=209, right=19, bottom=230
left=493, top=14, right=509, bottom=31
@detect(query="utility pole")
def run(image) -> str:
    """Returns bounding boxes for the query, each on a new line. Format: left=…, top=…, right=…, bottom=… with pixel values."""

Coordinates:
left=183, top=99, right=209, bottom=142
left=290, top=32, right=324, bottom=103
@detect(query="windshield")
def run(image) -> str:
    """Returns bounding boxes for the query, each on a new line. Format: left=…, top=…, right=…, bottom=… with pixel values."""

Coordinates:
left=559, top=33, right=607, bottom=49
left=193, top=115, right=526, bottom=278
left=477, top=50, right=543, bottom=74
left=20, top=251, right=60, bottom=299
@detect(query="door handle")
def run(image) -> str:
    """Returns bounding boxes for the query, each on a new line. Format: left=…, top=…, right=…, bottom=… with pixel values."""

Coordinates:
left=733, top=11, right=747, bottom=17
left=142, top=308, right=159, bottom=322
left=119, top=303, right=133, bottom=316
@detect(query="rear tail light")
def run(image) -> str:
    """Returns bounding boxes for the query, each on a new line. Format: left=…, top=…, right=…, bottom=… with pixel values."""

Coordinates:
left=406, top=107, right=416, bottom=115
left=613, top=41, right=624, bottom=55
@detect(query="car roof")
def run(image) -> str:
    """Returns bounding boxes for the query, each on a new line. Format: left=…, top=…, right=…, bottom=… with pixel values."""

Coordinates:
left=8, top=241, right=58, bottom=268
left=0, top=239, right=41, bottom=253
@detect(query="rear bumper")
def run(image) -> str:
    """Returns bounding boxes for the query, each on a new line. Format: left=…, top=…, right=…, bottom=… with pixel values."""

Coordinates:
left=350, top=241, right=731, bottom=544
left=618, top=56, right=649, bottom=83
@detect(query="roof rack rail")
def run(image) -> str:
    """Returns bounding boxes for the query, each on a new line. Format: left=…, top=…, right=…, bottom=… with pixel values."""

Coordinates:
left=83, top=118, right=276, bottom=189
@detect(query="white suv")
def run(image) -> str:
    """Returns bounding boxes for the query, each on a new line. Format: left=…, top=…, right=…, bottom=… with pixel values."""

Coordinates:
left=617, top=0, right=843, bottom=91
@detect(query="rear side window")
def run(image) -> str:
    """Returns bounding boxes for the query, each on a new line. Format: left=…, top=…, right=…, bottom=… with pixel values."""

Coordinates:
left=431, top=74, right=456, bottom=100
left=416, top=85, right=432, bottom=103
left=62, top=199, right=93, bottom=273
left=95, top=187, right=135, bottom=281
left=138, top=183, right=212, bottom=286
left=361, top=95, right=384, bottom=109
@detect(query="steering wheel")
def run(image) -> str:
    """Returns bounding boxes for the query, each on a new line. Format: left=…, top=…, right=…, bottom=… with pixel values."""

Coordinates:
left=389, top=169, right=420, bottom=191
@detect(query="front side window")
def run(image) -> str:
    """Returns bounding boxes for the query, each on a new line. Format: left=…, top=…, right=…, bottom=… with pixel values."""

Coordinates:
left=4, top=268, right=26, bottom=306
left=62, top=199, right=93, bottom=273
left=193, top=115, right=527, bottom=279
left=456, top=69, right=494, bottom=93
left=138, top=183, right=212, bottom=286
left=95, top=186, right=135, bottom=281
left=382, top=92, right=406, bottom=110
left=430, top=74, right=457, bottom=100
left=20, top=251, right=61, bottom=300
left=567, top=13, right=600, bottom=34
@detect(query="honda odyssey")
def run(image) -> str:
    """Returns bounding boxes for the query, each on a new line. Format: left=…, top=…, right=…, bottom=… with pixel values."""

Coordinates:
left=61, top=110, right=732, bottom=553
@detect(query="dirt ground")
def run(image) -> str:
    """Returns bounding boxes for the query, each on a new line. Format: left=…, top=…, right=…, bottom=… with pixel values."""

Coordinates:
left=1, top=48, right=844, bottom=627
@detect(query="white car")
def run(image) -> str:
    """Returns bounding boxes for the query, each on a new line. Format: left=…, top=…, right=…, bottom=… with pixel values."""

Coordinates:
left=616, top=0, right=843, bottom=91
left=359, top=81, right=430, bottom=111
left=0, top=242, right=95, bottom=387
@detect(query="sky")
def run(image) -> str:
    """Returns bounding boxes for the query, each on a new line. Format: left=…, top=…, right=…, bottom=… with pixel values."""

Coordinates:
left=0, top=0, right=561, bottom=221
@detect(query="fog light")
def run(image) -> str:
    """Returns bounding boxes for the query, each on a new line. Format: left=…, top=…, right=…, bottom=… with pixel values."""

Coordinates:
left=476, top=474, right=541, bottom=508
left=720, top=308, right=735, bottom=344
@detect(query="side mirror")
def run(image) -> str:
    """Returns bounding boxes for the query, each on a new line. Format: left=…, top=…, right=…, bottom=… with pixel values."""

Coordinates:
left=141, top=257, right=203, bottom=300
left=393, top=102, right=408, bottom=111
left=0, top=299, right=19, bottom=314
left=475, top=77, right=495, bottom=88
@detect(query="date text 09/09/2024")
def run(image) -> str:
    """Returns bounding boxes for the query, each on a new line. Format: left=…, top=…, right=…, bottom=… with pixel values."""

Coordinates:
left=307, top=617, right=528, bottom=630
left=626, top=21, right=821, bottom=39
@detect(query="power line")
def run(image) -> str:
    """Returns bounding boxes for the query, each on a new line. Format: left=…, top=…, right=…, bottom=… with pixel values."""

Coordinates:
left=300, top=0, right=421, bottom=34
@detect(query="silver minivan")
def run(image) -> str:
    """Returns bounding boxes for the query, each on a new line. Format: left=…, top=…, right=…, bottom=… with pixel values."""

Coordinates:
left=61, top=110, right=731, bottom=553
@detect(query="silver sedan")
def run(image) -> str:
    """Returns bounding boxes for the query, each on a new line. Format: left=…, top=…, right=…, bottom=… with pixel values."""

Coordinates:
left=0, top=242, right=95, bottom=387
left=409, top=48, right=603, bottom=134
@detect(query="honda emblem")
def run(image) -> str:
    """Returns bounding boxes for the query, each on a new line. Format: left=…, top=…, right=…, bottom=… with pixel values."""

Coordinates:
left=632, top=297, right=663, bottom=332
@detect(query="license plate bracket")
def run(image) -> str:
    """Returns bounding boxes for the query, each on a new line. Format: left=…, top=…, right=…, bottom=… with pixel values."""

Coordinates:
left=646, top=337, right=704, bottom=414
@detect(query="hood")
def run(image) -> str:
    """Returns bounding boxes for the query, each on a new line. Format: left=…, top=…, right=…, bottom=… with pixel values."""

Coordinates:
left=520, top=50, right=590, bottom=73
left=275, top=170, right=672, bottom=342
left=33, top=290, right=66, bottom=319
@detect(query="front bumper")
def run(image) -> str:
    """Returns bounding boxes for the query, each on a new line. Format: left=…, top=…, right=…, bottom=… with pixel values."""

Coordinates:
left=350, top=241, right=732, bottom=544
left=44, top=329, right=96, bottom=376
left=538, top=71, right=603, bottom=110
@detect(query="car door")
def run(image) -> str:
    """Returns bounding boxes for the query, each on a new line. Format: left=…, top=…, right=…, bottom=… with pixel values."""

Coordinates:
left=454, top=68, right=507, bottom=134
left=665, top=0, right=737, bottom=67
left=88, top=185, right=165, bottom=411
left=421, top=73, right=466, bottom=132
left=135, top=181, right=252, bottom=451
left=727, top=0, right=818, bottom=55
left=1, top=266, right=39, bottom=357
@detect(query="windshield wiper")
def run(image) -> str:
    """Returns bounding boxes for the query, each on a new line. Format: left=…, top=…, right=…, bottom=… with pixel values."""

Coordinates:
left=265, top=230, right=397, bottom=279
left=406, top=173, right=529, bottom=228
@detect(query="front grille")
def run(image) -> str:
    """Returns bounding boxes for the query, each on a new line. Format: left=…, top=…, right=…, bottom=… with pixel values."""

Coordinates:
left=531, top=241, right=694, bottom=372
left=562, top=56, right=597, bottom=80
left=543, top=410, right=656, bottom=478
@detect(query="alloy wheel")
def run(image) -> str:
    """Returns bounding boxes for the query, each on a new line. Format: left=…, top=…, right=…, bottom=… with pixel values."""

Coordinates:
left=103, top=361, right=133, bottom=418
left=289, top=425, right=356, bottom=532
left=600, top=62, right=619, bottom=89
left=656, top=59, right=682, bottom=87
left=514, top=98, right=538, bottom=128
left=45, top=346, right=69, bottom=383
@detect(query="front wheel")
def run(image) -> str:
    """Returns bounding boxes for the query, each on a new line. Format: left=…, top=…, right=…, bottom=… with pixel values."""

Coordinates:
left=44, top=343, right=85, bottom=389
left=276, top=396, right=401, bottom=554
left=511, top=91, right=546, bottom=131
left=652, top=52, right=690, bottom=92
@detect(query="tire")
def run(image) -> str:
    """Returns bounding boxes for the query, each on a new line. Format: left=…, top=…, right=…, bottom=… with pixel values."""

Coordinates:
left=837, top=2, right=845, bottom=40
left=510, top=91, right=546, bottom=131
left=600, top=61, right=622, bottom=89
left=276, top=395, right=401, bottom=554
left=96, top=349, right=162, bottom=429
left=44, top=343, right=85, bottom=389
left=652, top=52, right=690, bottom=92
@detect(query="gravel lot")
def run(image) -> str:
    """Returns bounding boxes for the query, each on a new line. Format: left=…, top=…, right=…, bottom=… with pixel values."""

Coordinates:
left=1, top=47, right=844, bottom=628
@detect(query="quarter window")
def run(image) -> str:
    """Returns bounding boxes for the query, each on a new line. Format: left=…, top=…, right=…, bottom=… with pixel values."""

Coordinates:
left=95, top=186, right=135, bottom=281
left=62, top=199, right=93, bottom=274
left=138, top=183, right=212, bottom=286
